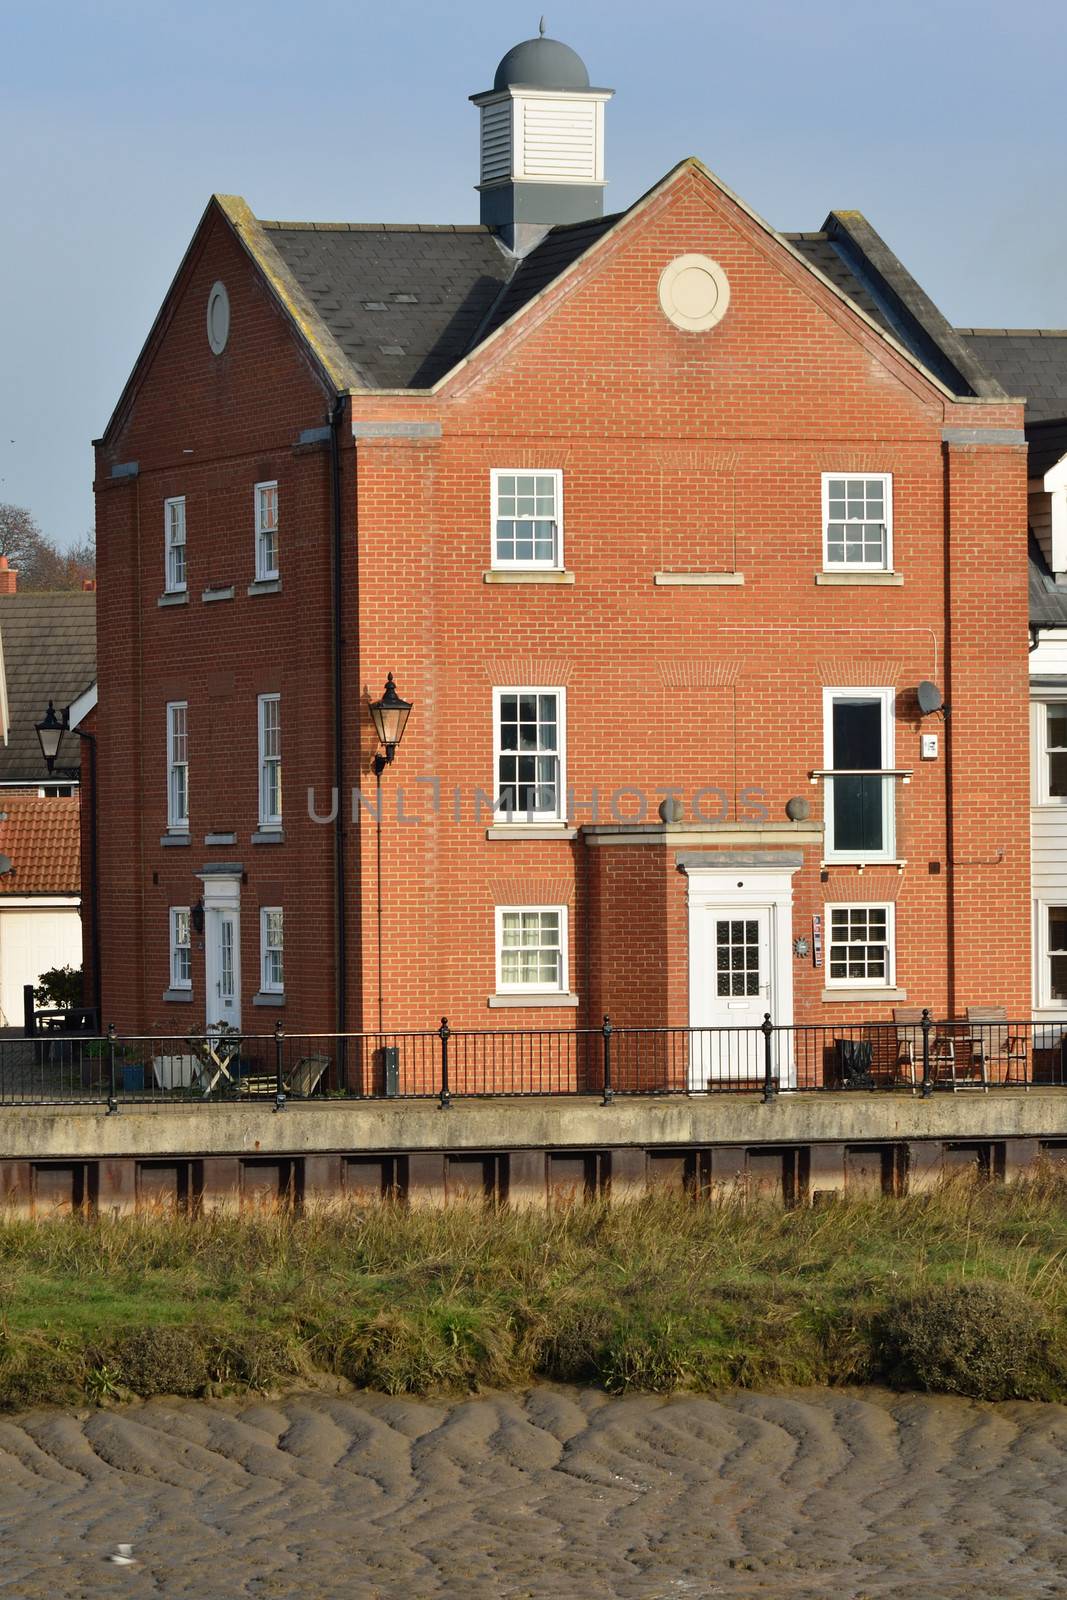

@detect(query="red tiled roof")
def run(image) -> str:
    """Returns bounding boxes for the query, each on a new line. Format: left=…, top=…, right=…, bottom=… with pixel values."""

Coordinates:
left=0, top=794, right=80, bottom=896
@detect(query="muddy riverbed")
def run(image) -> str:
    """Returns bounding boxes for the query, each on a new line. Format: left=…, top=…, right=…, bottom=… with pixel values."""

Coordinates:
left=0, top=1386, right=1066, bottom=1598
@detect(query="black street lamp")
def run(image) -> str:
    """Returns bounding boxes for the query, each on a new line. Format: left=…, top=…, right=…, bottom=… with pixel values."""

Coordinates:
left=35, top=701, right=67, bottom=772
left=35, top=698, right=101, bottom=1025
left=369, top=673, right=413, bottom=775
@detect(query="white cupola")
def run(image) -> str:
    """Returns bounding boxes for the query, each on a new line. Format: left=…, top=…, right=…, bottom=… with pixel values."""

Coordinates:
left=471, top=22, right=614, bottom=254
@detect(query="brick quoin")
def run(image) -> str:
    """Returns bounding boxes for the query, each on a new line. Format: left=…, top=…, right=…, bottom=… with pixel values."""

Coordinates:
left=93, top=164, right=1031, bottom=1076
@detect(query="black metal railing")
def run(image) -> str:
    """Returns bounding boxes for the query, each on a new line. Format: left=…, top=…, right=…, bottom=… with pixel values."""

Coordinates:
left=3, top=1011, right=1065, bottom=1109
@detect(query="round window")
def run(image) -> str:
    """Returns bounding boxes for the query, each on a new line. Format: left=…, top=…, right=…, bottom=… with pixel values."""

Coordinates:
left=206, top=281, right=230, bottom=354
left=657, top=254, right=730, bottom=333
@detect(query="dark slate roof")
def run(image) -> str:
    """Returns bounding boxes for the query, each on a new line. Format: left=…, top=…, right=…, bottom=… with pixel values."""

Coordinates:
left=0, top=594, right=96, bottom=784
left=262, top=223, right=514, bottom=389
left=956, top=331, right=1067, bottom=424
left=1030, top=535, right=1067, bottom=629
left=258, top=197, right=1012, bottom=404
left=786, top=215, right=1004, bottom=399
left=477, top=213, right=622, bottom=342
left=1027, top=419, right=1067, bottom=479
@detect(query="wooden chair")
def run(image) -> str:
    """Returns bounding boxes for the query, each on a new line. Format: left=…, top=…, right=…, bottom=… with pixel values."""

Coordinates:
left=893, top=1007, right=925, bottom=1089
left=239, top=1053, right=331, bottom=1100
left=965, top=1006, right=1027, bottom=1087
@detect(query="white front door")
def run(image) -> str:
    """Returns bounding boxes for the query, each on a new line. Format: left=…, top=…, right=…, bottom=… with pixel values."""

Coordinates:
left=690, top=906, right=773, bottom=1086
left=686, top=866, right=798, bottom=1091
left=206, top=908, right=241, bottom=1029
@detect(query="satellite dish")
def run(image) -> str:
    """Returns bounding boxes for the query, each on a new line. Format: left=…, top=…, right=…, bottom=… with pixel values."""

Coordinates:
left=917, top=681, right=944, bottom=716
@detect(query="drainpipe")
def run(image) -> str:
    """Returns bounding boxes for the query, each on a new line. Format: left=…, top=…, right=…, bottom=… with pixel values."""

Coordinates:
left=330, top=397, right=347, bottom=1040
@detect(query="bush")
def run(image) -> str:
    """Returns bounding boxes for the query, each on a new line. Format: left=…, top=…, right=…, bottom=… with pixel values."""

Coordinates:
left=33, top=964, right=83, bottom=1010
left=103, top=1326, right=210, bottom=1397
left=881, top=1279, right=1046, bottom=1400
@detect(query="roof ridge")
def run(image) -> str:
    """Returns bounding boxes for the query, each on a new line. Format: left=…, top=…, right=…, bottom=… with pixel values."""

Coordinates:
left=956, top=327, right=1067, bottom=338
left=260, top=220, right=495, bottom=234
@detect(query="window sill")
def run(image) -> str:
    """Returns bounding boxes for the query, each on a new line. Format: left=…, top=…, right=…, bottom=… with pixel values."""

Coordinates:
left=252, top=829, right=285, bottom=845
left=483, top=569, right=575, bottom=584
left=253, top=991, right=286, bottom=1007
left=160, top=832, right=191, bottom=847
left=815, top=571, right=903, bottom=587
left=488, top=992, right=580, bottom=1008
left=202, top=585, right=235, bottom=603
left=205, top=832, right=237, bottom=846
left=247, top=578, right=282, bottom=596
left=654, top=571, right=745, bottom=586
left=820, top=987, right=907, bottom=1003
left=162, top=988, right=194, bottom=1004
left=158, top=591, right=189, bottom=608
left=821, top=859, right=906, bottom=871
left=486, top=824, right=578, bottom=841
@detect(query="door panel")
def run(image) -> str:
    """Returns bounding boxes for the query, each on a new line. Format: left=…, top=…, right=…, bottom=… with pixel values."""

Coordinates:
left=206, top=908, right=241, bottom=1030
left=690, top=908, right=771, bottom=1087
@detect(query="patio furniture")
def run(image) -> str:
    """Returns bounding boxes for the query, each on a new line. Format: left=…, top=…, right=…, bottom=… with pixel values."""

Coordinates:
left=931, top=1019, right=985, bottom=1091
left=238, top=1053, right=331, bottom=1100
left=186, top=1025, right=243, bottom=1096
left=965, top=1006, right=1027, bottom=1087
left=893, top=1006, right=925, bottom=1089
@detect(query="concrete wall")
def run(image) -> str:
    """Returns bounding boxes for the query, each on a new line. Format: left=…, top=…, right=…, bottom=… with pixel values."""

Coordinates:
left=2, top=1092, right=1066, bottom=1215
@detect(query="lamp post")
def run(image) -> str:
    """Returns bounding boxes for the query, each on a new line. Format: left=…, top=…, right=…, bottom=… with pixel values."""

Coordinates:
left=368, top=674, right=413, bottom=1034
left=35, top=699, right=101, bottom=1024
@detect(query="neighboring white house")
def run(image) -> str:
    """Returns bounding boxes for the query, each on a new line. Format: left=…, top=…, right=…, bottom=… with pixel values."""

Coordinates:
left=955, top=334, right=1067, bottom=1019
left=0, top=793, right=81, bottom=1027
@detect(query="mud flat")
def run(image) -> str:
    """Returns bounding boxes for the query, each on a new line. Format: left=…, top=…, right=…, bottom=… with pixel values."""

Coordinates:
left=1, top=1386, right=1066, bottom=1598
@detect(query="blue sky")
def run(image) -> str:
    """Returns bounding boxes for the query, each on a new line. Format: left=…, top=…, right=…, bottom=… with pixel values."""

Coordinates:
left=1, top=0, right=1063, bottom=547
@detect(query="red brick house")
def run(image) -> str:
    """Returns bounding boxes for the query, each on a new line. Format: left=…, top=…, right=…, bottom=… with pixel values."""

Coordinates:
left=93, top=30, right=1033, bottom=1081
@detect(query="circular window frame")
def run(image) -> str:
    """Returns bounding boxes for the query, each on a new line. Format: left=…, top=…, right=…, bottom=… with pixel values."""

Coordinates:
left=657, top=254, right=731, bottom=333
left=206, top=281, right=231, bottom=355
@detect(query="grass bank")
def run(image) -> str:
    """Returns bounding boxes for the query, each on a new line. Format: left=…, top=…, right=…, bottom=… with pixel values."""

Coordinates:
left=2, top=1173, right=1067, bottom=1410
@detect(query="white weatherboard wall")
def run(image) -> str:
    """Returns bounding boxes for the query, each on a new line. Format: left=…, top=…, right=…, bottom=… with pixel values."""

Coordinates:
left=0, top=898, right=81, bottom=1027
left=1031, top=630, right=1067, bottom=1018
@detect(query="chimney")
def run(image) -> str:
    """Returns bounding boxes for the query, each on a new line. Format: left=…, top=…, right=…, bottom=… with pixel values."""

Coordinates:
left=0, top=557, right=18, bottom=596
left=472, top=25, right=613, bottom=255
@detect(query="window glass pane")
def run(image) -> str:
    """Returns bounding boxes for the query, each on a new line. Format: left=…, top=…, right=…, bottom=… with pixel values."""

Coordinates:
left=832, top=700, right=882, bottom=769
left=1052, top=955, right=1067, bottom=1001
left=1047, top=707, right=1067, bottom=749
left=1049, top=753, right=1067, bottom=798
left=832, top=774, right=884, bottom=853
left=1049, top=908, right=1067, bottom=953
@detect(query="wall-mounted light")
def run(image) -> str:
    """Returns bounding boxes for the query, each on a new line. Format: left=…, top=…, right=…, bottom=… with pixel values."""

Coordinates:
left=369, top=673, right=413, bottom=776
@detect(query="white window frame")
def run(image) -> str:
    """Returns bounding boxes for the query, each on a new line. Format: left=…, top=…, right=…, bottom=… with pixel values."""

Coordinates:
left=164, top=496, right=187, bottom=593
left=490, top=468, right=564, bottom=571
left=170, top=906, right=192, bottom=991
left=495, top=905, right=568, bottom=995
left=821, top=472, right=893, bottom=572
left=260, top=906, right=284, bottom=994
left=257, top=693, right=282, bottom=828
left=824, top=901, right=896, bottom=989
left=822, top=686, right=896, bottom=862
left=492, top=686, right=567, bottom=823
left=255, top=480, right=279, bottom=581
left=166, top=701, right=189, bottom=832
left=1036, top=700, right=1067, bottom=806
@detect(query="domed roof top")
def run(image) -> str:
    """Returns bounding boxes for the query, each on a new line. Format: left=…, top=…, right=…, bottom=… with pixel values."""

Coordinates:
left=493, top=30, right=590, bottom=92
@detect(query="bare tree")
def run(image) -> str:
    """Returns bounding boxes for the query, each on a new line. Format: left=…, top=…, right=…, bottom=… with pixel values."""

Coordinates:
left=0, top=505, right=95, bottom=590
left=0, top=502, right=47, bottom=570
